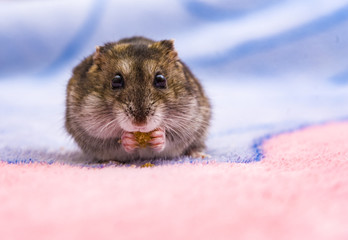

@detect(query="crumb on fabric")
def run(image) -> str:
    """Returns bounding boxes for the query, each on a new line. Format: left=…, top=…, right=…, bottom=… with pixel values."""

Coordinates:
left=140, top=162, right=155, bottom=168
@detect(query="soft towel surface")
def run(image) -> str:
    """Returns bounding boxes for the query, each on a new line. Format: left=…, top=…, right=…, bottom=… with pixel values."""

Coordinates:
left=1, top=122, right=348, bottom=240
left=1, top=0, right=348, bottom=239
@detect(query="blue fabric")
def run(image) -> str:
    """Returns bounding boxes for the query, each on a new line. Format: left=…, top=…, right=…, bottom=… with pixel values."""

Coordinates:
left=1, top=0, right=348, bottom=165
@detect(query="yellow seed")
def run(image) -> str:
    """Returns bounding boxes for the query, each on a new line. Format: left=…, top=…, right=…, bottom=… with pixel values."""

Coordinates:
left=134, top=131, right=152, bottom=148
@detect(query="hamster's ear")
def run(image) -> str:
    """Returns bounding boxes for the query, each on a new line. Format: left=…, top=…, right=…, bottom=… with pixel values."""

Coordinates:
left=88, top=46, right=104, bottom=73
left=155, top=40, right=175, bottom=51
left=150, top=39, right=178, bottom=60
left=93, top=45, right=104, bottom=61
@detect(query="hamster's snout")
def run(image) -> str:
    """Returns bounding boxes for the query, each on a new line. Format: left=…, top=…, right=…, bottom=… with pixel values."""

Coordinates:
left=120, top=102, right=162, bottom=133
left=127, top=105, right=151, bottom=126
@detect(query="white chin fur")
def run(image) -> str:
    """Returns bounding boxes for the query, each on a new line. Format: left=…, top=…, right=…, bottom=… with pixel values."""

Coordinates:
left=120, top=121, right=159, bottom=133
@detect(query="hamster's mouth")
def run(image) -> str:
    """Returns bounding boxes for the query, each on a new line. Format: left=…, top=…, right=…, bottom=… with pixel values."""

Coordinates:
left=131, top=126, right=152, bottom=133
left=121, top=122, right=161, bottom=133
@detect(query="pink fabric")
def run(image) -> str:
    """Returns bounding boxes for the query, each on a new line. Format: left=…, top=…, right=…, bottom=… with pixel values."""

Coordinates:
left=1, top=122, right=348, bottom=240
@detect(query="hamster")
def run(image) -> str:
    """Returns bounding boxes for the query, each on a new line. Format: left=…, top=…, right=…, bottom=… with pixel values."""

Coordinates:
left=65, top=36, right=211, bottom=162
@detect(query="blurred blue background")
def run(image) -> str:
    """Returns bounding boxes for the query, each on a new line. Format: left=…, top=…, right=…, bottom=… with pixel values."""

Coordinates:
left=1, top=0, right=348, bottom=163
left=1, top=0, right=348, bottom=83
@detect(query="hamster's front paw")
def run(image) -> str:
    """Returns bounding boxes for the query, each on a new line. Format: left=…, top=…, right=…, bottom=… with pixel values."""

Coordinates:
left=149, top=127, right=166, bottom=152
left=121, top=132, right=139, bottom=153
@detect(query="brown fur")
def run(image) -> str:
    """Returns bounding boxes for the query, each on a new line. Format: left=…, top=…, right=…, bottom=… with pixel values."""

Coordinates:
left=65, top=36, right=211, bottom=162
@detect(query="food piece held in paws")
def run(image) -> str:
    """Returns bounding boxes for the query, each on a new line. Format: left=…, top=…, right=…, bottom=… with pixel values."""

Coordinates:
left=134, top=131, right=153, bottom=148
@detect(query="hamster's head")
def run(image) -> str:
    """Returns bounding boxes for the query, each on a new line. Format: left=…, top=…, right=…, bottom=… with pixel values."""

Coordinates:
left=75, top=39, right=196, bottom=139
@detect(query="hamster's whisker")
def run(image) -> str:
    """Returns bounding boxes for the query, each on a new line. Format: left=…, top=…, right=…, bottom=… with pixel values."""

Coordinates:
left=169, top=115, right=193, bottom=122
left=173, top=113, right=210, bottom=125
left=164, top=121, right=190, bottom=143
left=151, top=97, right=162, bottom=105
left=164, top=117, right=205, bottom=145
left=163, top=124, right=184, bottom=141
left=166, top=115, right=196, bottom=128
left=99, top=118, right=119, bottom=134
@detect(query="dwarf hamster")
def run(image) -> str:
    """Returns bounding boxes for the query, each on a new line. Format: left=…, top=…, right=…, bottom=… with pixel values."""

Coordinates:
left=65, top=36, right=211, bottom=162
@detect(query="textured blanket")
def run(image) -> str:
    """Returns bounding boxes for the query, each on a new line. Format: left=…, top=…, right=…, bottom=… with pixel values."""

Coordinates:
left=1, top=0, right=348, bottom=239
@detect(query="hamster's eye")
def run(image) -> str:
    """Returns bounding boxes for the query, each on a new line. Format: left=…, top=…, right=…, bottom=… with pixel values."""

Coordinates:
left=111, top=74, right=124, bottom=90
left=154, top=74, right=167, bottom=89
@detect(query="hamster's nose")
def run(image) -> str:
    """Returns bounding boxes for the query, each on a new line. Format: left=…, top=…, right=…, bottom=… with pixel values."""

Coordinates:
left=128, top=103, right=150, bottom=126
left=132, top=117, right=148, bottom=128
left=132, top=110, right=148, bottom=125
